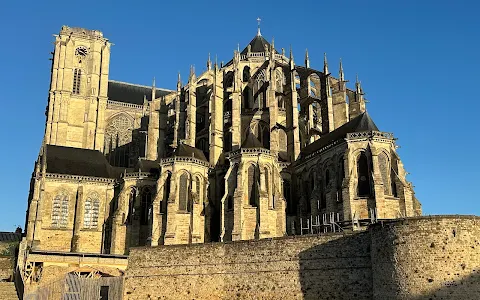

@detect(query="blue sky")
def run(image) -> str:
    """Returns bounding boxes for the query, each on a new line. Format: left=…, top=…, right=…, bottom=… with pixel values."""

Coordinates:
left=0, top=0, right=478, bottom=231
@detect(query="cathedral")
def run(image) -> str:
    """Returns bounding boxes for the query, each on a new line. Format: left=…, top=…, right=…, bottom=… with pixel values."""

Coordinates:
left=20, top=25, right=422, bottom=291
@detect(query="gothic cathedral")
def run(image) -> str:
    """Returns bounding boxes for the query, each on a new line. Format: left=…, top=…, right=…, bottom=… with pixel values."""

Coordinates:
left=25, top=26, right=421, bottom=259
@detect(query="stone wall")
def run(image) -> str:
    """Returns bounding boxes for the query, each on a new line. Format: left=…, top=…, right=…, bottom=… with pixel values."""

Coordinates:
left=371, top=215, right=480, bottom=299
left=124, top=216, right=480, bottom=299
left=125, top=232, right=373, bottom=299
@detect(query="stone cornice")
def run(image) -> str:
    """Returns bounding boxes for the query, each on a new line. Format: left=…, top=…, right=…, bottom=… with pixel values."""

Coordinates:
left=43, top=173, right=115, bottom=184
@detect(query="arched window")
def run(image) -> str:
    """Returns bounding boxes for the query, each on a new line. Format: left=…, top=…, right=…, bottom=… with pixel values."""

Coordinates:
left=254, top=79, right=266, bottom=109
left=73, top=69, right=81, bottom=94
left=52, top=191, right=69, bottom=228
left=254, top=69, right=267, bottom=109
left=265, top=167, right=273, bottom=208
left=224, top=131, right=232, bottom=152
left=104, top=114, right=133, bottom=167
left=378, top=152, right=391, bottom=195
left=284, top=180, right=293, bottom=214
left=243, top=66, right=250, bottom=82
left=254, top=121, right=270, bottom=150
left=126, top=188, right=136, bottom=224
left=247, top=165, right=258, bottom=206
left=391, top=158, right=399, bottom=197
left=243, top=86, right=252, bottom=109
left=275, top=69, right=285, bottom=93
left=224, top=71, right=234, bottom=88
left=162, top=173, right=171, bottom=214
left=84, top=193, right=100, bottom=229
left=140, top=188, right=153, bottom=225
left=178, top=173, right=190, bottom=212
left=357, top=152, right=372, bottom=197
left=195, top=176, right=202, bottom=203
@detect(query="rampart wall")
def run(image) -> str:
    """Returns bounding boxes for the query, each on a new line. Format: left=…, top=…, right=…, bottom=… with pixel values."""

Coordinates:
left=124, top=216, right=480, bottom=299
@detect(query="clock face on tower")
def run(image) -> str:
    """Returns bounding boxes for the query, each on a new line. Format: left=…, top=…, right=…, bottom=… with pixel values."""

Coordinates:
left=75, top=46, right=88, bottom=57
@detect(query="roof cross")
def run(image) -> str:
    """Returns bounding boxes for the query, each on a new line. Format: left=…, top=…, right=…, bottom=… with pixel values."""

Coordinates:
left=257, top=17, right=262, bottom=36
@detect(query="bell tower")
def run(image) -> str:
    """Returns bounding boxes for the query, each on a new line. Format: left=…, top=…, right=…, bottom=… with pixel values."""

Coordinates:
left=45, top=26, right=111, bottom=150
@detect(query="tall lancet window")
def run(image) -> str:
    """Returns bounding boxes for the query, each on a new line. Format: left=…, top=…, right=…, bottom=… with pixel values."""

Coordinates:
left=179, top=173, right=190, bottom=212
left=73, top=69, right=81, bottom=94
left=52, top=191, right=69, bottom=228
left=378, top=152, right=391, bottom=195
left=140, top=188, right=153, bottom=225
left=254, top=70, right=266, bottom=109
left=84, top=193, right=100, bottom=229
left=247, top=165, right=258, bottom=206
left=357, top=152, right=372, bottom=197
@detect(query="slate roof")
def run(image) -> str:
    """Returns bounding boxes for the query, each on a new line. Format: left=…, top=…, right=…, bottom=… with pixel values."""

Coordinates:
left=299, top=112, right=379, bottom=157
left=107, top=80, right=173, bottom=105
left=136, top=159, right=160, bottom=173
left=240, top=34, right=277, bottom=55
left=45, top=145, right=118, bottom=178
left=173, top=144, right=208, bottom=162
left=0, top=232, right=21, bottom=243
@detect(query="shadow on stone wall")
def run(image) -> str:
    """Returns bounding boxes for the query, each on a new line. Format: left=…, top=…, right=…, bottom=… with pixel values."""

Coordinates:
left=298, top=233, right=373, bottom=300
left=413, top=271, right=480, bottom=300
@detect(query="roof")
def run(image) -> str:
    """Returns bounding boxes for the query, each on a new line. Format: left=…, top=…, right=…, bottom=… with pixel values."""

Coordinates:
left=240, top=34, right=277, bottom=55
left=173, top=144, right=208, bottom=162
left=299, top=112, right=379, bottom=157
left=241, top=129, right=264, bottom=148
left=107, top=80, right=173, bottom=105
left=45, top=145, right=117, bottom=178
left=136, top=159, right=160, bottom=173
left=0, top=232, right=21, bottom=243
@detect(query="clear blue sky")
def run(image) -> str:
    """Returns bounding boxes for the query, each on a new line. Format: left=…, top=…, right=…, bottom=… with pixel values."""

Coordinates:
left=0, top=0, right=478, bottom=231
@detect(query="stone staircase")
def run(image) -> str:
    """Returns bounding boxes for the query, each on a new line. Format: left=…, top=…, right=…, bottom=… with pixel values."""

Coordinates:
left=0, top=282, right=18, bottom=299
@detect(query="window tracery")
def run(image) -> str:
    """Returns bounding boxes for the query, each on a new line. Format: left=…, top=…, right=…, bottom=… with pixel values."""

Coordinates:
left=52, top=191, right=69, bottom=228
left=84, top=192, right=100, bottom=229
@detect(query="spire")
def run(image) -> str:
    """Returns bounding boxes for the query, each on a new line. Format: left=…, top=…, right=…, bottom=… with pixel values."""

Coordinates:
left=151, top=77, right=156, bottom=100
left=305, top=49, right=310, bottom=68
left=214, top=54, right=218, bottom=71
left=339, top=58, right=345, bottom=82
left=177, top=72, right=181, bottom=90
left=323, top=53, right=329, bottom=75
left=207, top=53, right=211, bottom=71
left=289, top=46, right=295, bottom=69
left=355, top=74, right=362, bottom=94
left=256, top=17, right=262, bottom=36
left=189, top=65, right=196, bottom=81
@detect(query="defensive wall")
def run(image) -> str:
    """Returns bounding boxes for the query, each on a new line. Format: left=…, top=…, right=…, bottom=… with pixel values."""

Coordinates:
left=124, top=215, right=480, bottom=299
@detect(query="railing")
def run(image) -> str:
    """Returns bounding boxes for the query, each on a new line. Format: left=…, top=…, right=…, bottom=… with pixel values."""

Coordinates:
left=346, top=131, right=394, bottom=140
left=107, top=100, right=144, bottom=110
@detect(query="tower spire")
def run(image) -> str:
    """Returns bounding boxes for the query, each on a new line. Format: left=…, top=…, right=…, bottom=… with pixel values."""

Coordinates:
left=323, top=53, right=329, bottom=74
left=305, top=49, right=310, bottom=68
left=256, top=17, right=262, bottom=36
